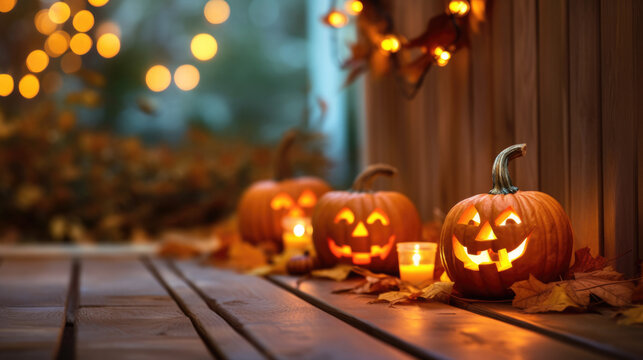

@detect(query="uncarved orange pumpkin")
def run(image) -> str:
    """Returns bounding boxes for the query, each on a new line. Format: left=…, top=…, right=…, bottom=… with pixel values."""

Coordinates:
left=238, top=131, right=331, bottom=251
left=312, top=164, right=422, bottom=274
left=440, top=144, right=573, bottom=298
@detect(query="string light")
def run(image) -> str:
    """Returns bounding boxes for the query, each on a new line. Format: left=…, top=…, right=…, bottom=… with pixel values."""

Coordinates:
left=380, top=35, right=401, bottom=53
left=447, top=0, right=470, bottom=17
left=191, top=33, right=218, bottom=61
left=0, top=0, right=16, bottom=13
left=35, top=9, right=58, bottom=35
left=433, top=46, right=451, bottom=67
left=45, top=31, right=70, bottom=58
left=26, top=50, right=49, bottom=73
left=145, top=65, right=171, bottom=92
left=0, top=74, right=14, bottom=96
left=48, top=2, right=71, bottom=24
left=324, top=10, right=348, bottom=28
left=173, top=65, right=200, bottom=91
left=18, top=74, right=39, bottom=99
left=204, top=0, right=230, bottom=25
left=73, top=10, right=95, bottom=32
left=345, top=0, right=363, bottom=15
left=70, top=33, right=92, bottom=55
left=96, top=33, right=120, bottom=58
left=88, top=0, right=109, bottom=7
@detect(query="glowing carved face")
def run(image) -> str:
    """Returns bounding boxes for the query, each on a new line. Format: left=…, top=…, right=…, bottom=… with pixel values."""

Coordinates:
left=270, top=189, right=318, bottom=217
left=327, top=207, right=395, bottom=265
left=452, top=205, right=529, bottom=271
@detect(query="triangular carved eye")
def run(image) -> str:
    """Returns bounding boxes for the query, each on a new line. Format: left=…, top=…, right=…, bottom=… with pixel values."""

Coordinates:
left=457, top=205, right=480, bottom=226
left=270, top=193, right=294, bottom=210
left=366, top=208, right=389, bottom=225
left=334, top=208, right=355, bottom=224
left=297, top=190, right=317, bottom=207
left=496, top=207, right=521, bottom=226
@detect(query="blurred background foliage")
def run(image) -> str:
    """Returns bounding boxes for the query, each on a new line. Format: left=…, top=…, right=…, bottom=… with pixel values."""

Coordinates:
left=0, top=0, right=341, bottom=243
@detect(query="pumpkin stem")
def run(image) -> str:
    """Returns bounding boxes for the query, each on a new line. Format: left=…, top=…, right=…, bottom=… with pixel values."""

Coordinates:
left=351, top=164, right=397, bottom=192
left=489, top=144, right=527, bottom=195
left=274, top=129, right=297, bottom=181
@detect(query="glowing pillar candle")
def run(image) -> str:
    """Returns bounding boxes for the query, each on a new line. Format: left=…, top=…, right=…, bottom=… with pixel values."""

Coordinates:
left=282, top=216, right=313, bottom=252
left=397, top=242, right=437, bottom=286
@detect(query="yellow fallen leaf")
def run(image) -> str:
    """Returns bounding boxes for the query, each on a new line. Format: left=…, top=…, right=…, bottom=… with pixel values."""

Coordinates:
left=616, top=305, right=643, bottom=325
left=420, top=281, right=454, bottom=302
left=311, top=264, right=354, bottom=281
left=512, top=275, right=586, bottom=313
left=377, top=291, right=413, bottom=304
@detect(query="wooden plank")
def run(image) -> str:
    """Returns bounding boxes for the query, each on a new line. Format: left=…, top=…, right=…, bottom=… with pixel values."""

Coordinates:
left=600, top=0, right=637, bottom=276
left=637, top=0, right=643, bottom=264
left=512, top=0, right=539, bottom=191
left=76, top=258, right=212, bottom=359
left=0, top=258, right=71, bottom=359
left=459, top=302, right=643, bottom=360
left=146, top=258, right=265, bottom=360
left=538, top=0, right=571, bottom=211
left=568, top=0, right=603, bottom=253
left=269, top=276, right=604, bottom=360
left=175, top=261, right=414, bottom=360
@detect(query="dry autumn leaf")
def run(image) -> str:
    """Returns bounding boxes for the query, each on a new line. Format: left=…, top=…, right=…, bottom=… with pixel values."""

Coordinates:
left=511, top=275, right=585, bottom=313
left=376, top=281, right=454, bottom=306
left=420, top=281, right=454, bottom=303
left=310, top=264, right=354, bottom=281
left=569, top=267, right=634, bottom=307
left=615, top=305, right=643, bottom=325
left=566, top=247, right=607, bottom=279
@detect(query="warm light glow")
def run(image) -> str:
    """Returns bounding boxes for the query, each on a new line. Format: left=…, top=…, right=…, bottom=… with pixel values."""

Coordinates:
left=145, top=65, right=171, bottom=92
left=325, top=10, right=348, bottom=28
left=475, top=222, right=497, bottom=241
left=328, top=236, right=395, bottom=263
left=412, top=251, right=421, bottom=266
left=452, top=236, right=528, bottom=271
left=191, top=33, right=218, bottom=61
left=48, top=2, right=71, bottom=24
left=293, top=223, right=305, bottom=237
left=366, top=209, right=389, bottom=225
left=173, top=64, right=200, bottom=91
left=88, top=0, right=109, bottom=7
left=70, top=33, right=92, bottom=55
left=0, top=74, right=14, bottom=96
left=0, top=0, right=16, bottom=13
left=434, top=46, right=452, bottom=66
left=45, top=31, right=70, bottom=58
left=73, top=10, right=95, bottom=32
left=270, top=193, right=294, bottom=210
left=35, top=9, right=58, bottom=35
left=204, top=0, right=230, bottom=25
left=297, top=189, right=317, bottom=207
left=496, top=208, right=522, bottom=226
left=448, top=0, right=470, bottom=17
left=19, top=74, right=39, bottom=99
left=334, top=208, right=355, bottom=224
left=96, top=33, right=120, bottom=58
left=61, top=53, right=81, bottom=74
left=457, top=205, right=480, bottom=225
left=351, top=221, right=369, bottom=237
left=345, top=0, right=363, bottom=15
left=26, top=50, right=49, bottom=73
left=380, top=35, right=401, bottom=53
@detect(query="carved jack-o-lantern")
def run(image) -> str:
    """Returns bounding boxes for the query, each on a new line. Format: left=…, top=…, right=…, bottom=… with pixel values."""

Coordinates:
left=313, top=164, right=422, bottom=274
left=440, top=144, right=573, bottom=298
left=238, top=131, right=331, bottom=250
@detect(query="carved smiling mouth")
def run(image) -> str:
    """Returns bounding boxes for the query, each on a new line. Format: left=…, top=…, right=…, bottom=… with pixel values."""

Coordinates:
left=328, top=236, right=395, bottom=265
left=452, top=235, right=529, bottom=271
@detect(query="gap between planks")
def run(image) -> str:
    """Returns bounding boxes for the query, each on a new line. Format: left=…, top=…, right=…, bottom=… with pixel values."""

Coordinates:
left=55, top=258, right=79, bottom=360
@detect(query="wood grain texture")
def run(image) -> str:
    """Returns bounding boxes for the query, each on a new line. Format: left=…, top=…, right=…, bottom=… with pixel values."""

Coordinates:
left=569, top=0, right=603, bottom=253
left=600, top=0, right=637, bottom=276
left=512, top=0, right=539, bottom=191
left=0, top=258, right=71, bottom=359
left=270, top=276, right=604, bottom=360
left=76, top=258, right=212, bottom=360
left=538, top=0, right=571, bottom=212
left=147, top=259, right=265, bottom=360
left=175, top=261, right=413, bottom=360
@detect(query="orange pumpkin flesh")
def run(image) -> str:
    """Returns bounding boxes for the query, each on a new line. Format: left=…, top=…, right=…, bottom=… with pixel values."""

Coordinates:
left=238, top=131, right=331, bottom=251
left=313, top=164, right=422, bottom=274
left=440, top=144, right=573, bottom=298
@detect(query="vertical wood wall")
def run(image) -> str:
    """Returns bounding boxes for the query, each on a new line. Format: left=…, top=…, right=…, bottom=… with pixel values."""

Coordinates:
left=362, top=0, right=641, bottom=275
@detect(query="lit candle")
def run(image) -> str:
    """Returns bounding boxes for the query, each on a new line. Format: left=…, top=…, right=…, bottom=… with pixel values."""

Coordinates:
left=282, top=216, right=313, bottom=252
left=397, top=242, right=437, bottom=286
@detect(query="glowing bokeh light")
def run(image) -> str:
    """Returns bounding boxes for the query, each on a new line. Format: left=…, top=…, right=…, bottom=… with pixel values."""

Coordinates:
left=45, top=31, right=70, bottom=58
left=190, top=33, right=217, bottom=61
left=0, top=74, right=14, bottom=96
left=145, top=65, right=171, bottom=92
left=324, top=11, right=348, bottom=28
left=73, top=10, right=95, bottom=32
left=345, top=0, right=363, bottom=15
left=88, top=0, right=109, bottom=7
left=380, top=35, right=401, bottom=53
left=204, top=0, right=230, bottom=24
left=0, top=0, right=17, bottom=13
left=19, top=74, right=39, bottom=99
left=448, top=0, right=470, bottom=17
left=70, top=33, right=92, bottom=55
left=61, top=53, right=82, bottom=74
left=26, top=50, right=49, bottom=73
left=35, top=9, right=58, bottom=35
left=49, top=2, right=71, bottom=24
left=173, top=65, right=200, bottom=91
left=96, top=33, right=120, bottom=58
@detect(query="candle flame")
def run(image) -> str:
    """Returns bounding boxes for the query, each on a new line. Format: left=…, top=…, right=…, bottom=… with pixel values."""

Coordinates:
left=412, top=251, right=421, bottom=266
left=293, top=224, right=305, bottom=237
